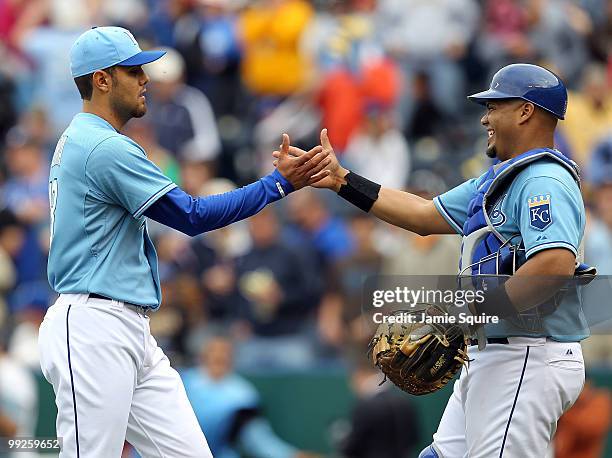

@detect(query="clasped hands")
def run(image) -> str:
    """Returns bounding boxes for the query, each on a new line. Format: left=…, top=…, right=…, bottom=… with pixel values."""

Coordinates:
left=273, top=129, right=348, bottom=192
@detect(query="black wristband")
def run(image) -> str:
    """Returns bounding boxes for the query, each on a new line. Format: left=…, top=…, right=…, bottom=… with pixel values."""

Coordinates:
left=473, top=284, right=516, bottom=319
left=337, top=172, right=381, bottom=212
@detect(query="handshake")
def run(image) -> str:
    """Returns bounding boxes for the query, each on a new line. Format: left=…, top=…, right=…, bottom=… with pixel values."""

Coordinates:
left=272, top=129, right=349, bottom=193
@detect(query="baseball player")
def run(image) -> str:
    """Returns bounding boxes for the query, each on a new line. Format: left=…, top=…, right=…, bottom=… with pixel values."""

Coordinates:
left=281, top=64, right=590, bottom=457
left=38, top=26, right=330, bottom=458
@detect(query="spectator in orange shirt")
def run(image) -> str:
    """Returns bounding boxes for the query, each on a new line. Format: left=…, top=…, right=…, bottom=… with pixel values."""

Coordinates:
left=554, top=381, right=612, bottom=458
left=317, top=58, right=401, bottom=153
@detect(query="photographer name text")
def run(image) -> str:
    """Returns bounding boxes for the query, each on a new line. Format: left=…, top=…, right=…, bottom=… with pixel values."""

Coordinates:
left=372, top=311, right=499, bottom=325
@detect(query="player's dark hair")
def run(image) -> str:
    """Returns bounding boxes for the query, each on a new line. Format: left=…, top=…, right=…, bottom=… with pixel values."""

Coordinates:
left=74, top=66, right=116, bottom=101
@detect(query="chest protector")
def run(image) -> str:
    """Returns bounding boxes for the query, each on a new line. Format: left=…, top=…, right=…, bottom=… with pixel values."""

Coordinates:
left=459, top=148, right=580, bottom=277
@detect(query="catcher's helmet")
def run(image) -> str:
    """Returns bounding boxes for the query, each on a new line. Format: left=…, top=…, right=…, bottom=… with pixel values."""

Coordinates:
left=468, top=63, right=567, bottom=120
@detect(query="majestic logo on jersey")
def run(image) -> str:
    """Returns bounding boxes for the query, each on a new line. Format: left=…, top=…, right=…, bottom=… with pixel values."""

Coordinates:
left=489, top=193, right=507, bottom=227
left=528, top=194, right=552, bottom=230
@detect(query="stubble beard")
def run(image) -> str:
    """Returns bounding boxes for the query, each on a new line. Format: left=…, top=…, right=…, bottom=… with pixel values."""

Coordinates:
left=133, top=97, right=147, bottom=118
left=132, top=104, right=146, bottom=119
left=110, top=93, right=146, bottom=126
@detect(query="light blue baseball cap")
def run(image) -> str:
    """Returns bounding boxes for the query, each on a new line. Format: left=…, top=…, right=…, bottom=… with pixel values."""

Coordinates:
left=70, top=26, right=166, bottom=78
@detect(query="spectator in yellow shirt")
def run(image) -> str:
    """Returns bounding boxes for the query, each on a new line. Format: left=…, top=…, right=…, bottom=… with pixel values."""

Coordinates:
left=560, top=63, right=612, bottom=167
left=239, top=0, right=313, bottom=98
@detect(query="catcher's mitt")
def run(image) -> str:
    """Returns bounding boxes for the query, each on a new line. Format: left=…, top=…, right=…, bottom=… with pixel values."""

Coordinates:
left=368, top=306, right=470, bottom=396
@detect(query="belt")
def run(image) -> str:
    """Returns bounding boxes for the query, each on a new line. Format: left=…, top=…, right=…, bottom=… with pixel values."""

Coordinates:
left=468, top=337, right=509, bottom=346
left=88, top=293, right=148, bottom=312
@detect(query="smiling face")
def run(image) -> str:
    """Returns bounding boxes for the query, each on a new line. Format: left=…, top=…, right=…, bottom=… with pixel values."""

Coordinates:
left=480, top=99, right=529, bottom=160
left=108, top=65, right=149, bottom=123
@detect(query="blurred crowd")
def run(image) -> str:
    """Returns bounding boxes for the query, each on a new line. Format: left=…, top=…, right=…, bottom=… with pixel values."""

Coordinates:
left=0, top=0, right=611, bottom=455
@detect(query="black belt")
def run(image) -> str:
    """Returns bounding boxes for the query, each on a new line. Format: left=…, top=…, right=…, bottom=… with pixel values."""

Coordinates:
left=88, top=293, right=146, bottom=311
left=469, top=337, right=509, bottom=346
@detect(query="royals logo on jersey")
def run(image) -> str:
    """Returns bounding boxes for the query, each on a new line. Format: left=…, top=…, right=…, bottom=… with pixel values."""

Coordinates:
left=489, top=194, right=507, bottom=227
left=528, top=194, right=552, bottom=230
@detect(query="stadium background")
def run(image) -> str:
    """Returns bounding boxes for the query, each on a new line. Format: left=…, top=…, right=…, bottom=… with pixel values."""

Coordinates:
left=0, top=0, right=611, bottom=456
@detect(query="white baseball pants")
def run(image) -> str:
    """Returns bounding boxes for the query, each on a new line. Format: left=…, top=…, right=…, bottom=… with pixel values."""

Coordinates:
left=38, top=294, right=213, bottom=458
left=431, top=337, right=585, bottom=458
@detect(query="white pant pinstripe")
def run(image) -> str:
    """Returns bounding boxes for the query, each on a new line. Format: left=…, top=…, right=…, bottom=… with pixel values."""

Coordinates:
left=432, top=337, right=585, bottom=458
left=38, top=294, right=212, bottom=458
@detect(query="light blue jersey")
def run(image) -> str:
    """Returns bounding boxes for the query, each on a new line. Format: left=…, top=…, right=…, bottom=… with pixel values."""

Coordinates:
left=435, top=158, right=583, bottom=257
left=434, top=156, right=586, bottom=340
left=48, top=113, right=176, bottom=307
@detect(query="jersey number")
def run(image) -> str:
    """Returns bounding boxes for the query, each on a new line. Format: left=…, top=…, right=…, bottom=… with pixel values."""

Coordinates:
left=49, top=179, right=58, bottom=246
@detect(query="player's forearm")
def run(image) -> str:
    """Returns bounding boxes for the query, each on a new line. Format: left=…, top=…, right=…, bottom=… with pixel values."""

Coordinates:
left=332, top=170, right=455, bottom=235
left=503, top=248, right=576, bottom=313
left=144, top=170, right=292, bottom=236
left=371, top=188, right=454, bottom=235
left=473, top=248, right=576, bottom=318
left=330, top=166, right=456, bottom=235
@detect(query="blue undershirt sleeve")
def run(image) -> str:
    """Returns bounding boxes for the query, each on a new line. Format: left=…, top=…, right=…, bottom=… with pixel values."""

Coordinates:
left=143, top=169, right=293, bottom=236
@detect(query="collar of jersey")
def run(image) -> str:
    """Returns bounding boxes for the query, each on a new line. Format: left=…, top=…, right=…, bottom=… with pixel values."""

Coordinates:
left=75, top=112, right=120, bottom=133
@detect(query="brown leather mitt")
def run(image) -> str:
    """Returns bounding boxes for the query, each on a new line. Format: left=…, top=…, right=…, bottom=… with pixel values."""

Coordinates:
left=368, top=307, right=470, bottom=396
